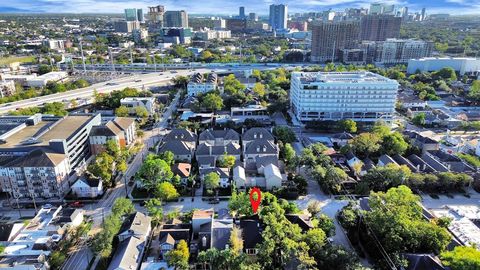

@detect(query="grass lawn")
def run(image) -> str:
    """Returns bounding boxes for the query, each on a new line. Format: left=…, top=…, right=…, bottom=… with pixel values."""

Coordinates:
left=0, top=55, right=36, bottom=65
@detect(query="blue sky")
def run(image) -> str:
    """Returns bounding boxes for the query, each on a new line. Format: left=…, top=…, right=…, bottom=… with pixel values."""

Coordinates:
left=1, top=0, right=479, bottom=15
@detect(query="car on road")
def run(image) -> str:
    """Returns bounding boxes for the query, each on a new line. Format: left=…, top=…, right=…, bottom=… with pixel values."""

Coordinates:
left=170, top=71, right=178, bottom=74
left=70, top=201, right=84, bottom=208
left=2, top=103, right=11, bottom=107
left=134, top=79, right=142, bottom=82
left=43, top=203, right=53, bottom=209
left=105, top=82, right=118, bottom=86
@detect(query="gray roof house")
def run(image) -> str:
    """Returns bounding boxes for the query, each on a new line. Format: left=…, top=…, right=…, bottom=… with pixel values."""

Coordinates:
left=158, top=140, right=196, bottom=162
left=163, top=128, right=197, bottom=144
left=241, top=127, right=275, bottom=149
left=392, top=154, right=419, bottom=172
left=200, top=167, right=230, bottom=188
left=244, top=139, right=279, bottom=163
left=108, top=212, right=151, bottom=270
left=377, top=154, right=398, bottom=167
left=420, top=152, right=450, bottom=172
left=196, top=142, right=241, bottom=161
left=199, top=129, right=240, bottom=146
left=408, top=154, right=437, bottom=173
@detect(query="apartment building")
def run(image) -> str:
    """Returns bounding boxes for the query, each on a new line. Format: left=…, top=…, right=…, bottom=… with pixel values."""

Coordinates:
left=360, top=15, right=401, bottom=41
left=89, top=117, right=136, bottom=155
left=195, top=29, right=231, bottom=40
left=187, top=73, right=218, bottom=96
left=407, top=57, right=480, bottom=75
left=311, top=21, right=360, bottom=62
left=349, top=39, right=433, bottom=65
left=0, top=114, right=101, bottom=200
left=290, top=71, right=399, bottom=122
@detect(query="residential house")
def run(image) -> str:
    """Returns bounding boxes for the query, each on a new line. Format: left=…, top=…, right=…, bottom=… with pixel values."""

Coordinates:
left=408, top=154, right=437, bottom=173
left=406, top=131, right=440, bottom=153
left=190, top=210, right=233, bottom=255
left=108, top=212, right=152, bottom=270
left=196, top=142, right=242, bottom=162
left=392, top=154, right=419, bottom=172
left=199, top=167, right=230, bottom=188
left=89, top=117, right=136, bottom=154
left=198, top=128, right=240, bottom=146
left=233, top=162, right=283, bottom=191
left=172, top=163, right=192, bottom=185
left=402, top=254, right=446, bottom=270
left=230, top=105, right=270, bottom=124
left=239, top=218, right=262, bottom=255
left=1, top=206, right=84, bottom=270
left=197, top=156, right=216, bottom=169
left=120, top=97, right=156, bottom=116
left=70, top=175, right=103, bottom=198
left=420, top=152, right=450, bottom=172
left=158, top=129, right=197, bottom=162
left=285, top=214, right=315, bottom=232
left=346, top=152, right=364, bottom=175
left=243, top=139, right=279, bottom=164
left=148, top=222, right=191, bottom=261
left=331, top=132, right=354, bottom=147
left=377, top=154, right=398, bottom=167
left=241, top=127, right=275, bottom=149
left=426, top=150, right=475, bottom=173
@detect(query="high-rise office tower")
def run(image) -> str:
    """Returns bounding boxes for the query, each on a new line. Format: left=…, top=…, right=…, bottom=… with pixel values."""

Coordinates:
left=249, top=12, right=258, bottom=21
left=269, top=4, right=288, bottom=30
left=164, top=10, right=189, bottom=27
left=125, top=8, right=138, bottom=21
left=360, top=15, right=401, bottom=41
left=311, top=21, right=360, bottom=62
left=137, top=9, right=144, bottom=22
left=239, top=7, right=245, bottom=18
left=148, top=5, right=165, bottom=24
left=421, top=8, right=426, bottom=20
left=369, top=3, right=384, bottom=15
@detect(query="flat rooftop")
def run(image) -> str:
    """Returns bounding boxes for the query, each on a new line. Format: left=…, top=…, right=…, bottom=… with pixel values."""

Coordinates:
left=0, top=115, right=92, bottom=149
left=295, top=71, right=396, bottom=84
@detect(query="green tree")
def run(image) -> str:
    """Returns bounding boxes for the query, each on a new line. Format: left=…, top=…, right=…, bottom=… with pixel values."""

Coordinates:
left=364, top=163, right=411, bottom=191
left=273, top=126, right=296, bottom=144
left=166, top=240, right=190, bottom=270
left=38, top=64, right=52, bottom=75
left=381, top=132, right=409, bottom=156
left=138, top=154, right=174, bottom=190
left=283, top=143, right=296, bottom=167
left=135, top=106, right=149, bottom=118
left=112, top=198, right=135, bottom=216
left=412, top=113, right=426, bottom=126
left=155, top=182, right=179, bottom=201
left=145, top=198, right=163, bottom=226
left=252, top=82, right=266, bottom=97
left=204, top=172, right=220, bottom=193
left=338, top=119, right=357, bottom=133
left=49, top=251, right=66, bottom=269
left=115, top=105, right=129, bottom=117
left=366, top=186, right=451, bottom=255
left=229, top=227, right=244, bottom=256
left=435, top=67, right=457, bottom=81
left=350, top=133, right=381, bottom=158
left=467, top=80, right=480, bottom=102
left=87, top=152, right=114, bottom=187
left=42, top=102, right=67, bottom=116
left=322, top=166, right=348, bottom=193
left=217, top=154, right=236, bottom=169
left=435, top=42, right=449, bottom=53
left=159, top=151, right=175, bottom=166
left=316, top=214, right=335, bottom=237
left=201, top=92, right=223, bottom=112
left=441, top=246, right=480, bottom=270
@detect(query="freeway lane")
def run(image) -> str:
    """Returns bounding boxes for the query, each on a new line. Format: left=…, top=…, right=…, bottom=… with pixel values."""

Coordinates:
left=0, top=69, right=208, bottom=115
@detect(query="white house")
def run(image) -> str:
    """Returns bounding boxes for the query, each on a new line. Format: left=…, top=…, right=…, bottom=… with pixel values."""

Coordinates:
left=120, top=97, right=156, bottom=115
left=71, top=177, right=103, bottom=198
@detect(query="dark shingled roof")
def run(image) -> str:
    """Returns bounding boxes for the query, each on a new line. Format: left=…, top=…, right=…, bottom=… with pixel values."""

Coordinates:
left=403, top=254, right=446, bottom=270
left=3, top=149, right=65, bottom=167
left=199, top=129, right=240, bottom=142
left=242, top=127, right=274, bottom=142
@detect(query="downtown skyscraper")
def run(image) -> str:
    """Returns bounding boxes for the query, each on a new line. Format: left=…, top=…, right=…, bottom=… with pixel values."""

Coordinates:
left=269, top=4, right=288, bottom=30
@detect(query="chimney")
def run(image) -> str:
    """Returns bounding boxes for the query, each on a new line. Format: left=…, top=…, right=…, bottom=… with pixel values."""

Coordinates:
left=254, top=133, right=257, bottom=139
left=260, top=133, right=263, bottom=139
left=263, top=146, right=267, bottom=152
left=256, top=146, right=260, bottom=152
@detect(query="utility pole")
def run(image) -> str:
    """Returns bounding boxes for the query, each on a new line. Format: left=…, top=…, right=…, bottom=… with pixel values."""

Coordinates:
left=129, top=45, right=134, bottom=65
left=79, top=39, right=87, bottom=73
left=153, top=53, right=157, bottom=72
left=109, top=47, right=115, bottom=77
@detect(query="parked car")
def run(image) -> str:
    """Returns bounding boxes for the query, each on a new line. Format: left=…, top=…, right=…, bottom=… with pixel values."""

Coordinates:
left=70, top=201, right=84, bottom=208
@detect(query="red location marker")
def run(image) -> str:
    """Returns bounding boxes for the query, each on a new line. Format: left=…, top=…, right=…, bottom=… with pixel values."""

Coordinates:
left=249, top=187, right=262, bottom=214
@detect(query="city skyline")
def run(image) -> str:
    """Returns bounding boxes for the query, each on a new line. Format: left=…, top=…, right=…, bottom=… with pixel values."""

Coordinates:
left=1, top=0, right=480, bottom=15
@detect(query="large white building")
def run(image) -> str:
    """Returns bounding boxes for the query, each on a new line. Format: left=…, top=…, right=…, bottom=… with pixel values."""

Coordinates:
left=407, top=57, right=480, bottom=75
left=290, top=71, right=399, bottom=122
left=195, top=29, right=231, bottom=40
